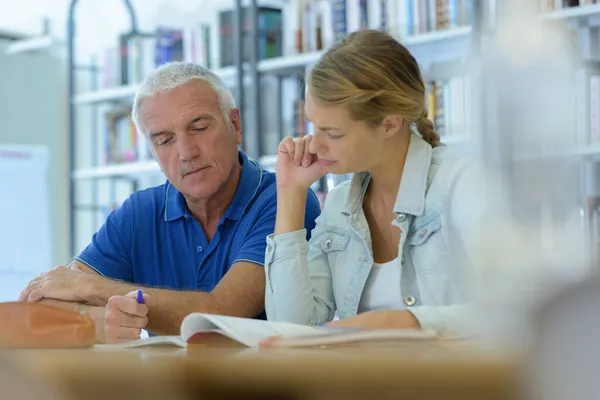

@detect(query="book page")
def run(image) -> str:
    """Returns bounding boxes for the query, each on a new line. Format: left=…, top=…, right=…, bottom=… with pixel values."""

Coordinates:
left=275, top=329, right=440, bottom=348
left=181, top=313, right=322, bottom=347
left=94, top=335, right=186, bottom=349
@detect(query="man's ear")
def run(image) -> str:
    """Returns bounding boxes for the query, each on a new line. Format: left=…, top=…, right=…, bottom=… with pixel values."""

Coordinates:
left=230, top=108, right=243, bottom=144
left=380, top=115, right=403, bottom=138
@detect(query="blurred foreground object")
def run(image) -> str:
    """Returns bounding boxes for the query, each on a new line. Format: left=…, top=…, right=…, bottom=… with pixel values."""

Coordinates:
left=0, top=302, right=95, bottom=349
left=0, top=357, right=61, bottom=400
left=465, top=0, right=595, bottom=349
left=529, top=272, right=600, bottom=400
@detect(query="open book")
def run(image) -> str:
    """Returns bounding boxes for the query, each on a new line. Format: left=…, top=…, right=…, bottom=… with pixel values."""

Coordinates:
left=95, top=313, right=441, bottom=349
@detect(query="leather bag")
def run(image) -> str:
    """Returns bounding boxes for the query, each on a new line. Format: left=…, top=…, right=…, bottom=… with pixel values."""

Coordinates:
left=0, top=302, right=95, bottom=348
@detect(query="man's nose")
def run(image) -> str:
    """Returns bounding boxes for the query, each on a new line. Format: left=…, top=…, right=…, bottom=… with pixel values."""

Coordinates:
left=177, top=133, right=201, bottom=161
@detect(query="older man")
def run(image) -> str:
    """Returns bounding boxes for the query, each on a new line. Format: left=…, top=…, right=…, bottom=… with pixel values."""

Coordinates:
left=19, top=62, right=321, bottom=343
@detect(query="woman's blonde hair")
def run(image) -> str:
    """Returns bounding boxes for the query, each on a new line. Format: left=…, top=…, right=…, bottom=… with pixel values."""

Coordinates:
left=307, top=29, right=440, bottom=147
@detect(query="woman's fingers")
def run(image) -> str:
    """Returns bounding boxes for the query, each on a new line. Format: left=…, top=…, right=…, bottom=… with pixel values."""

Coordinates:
left=293, top=138, right=306, bottom=166
left=302, top=136, right=314, bottom=166
left=278, top=136, right=316, bottom=167
left=278, top=136, right=294, bottom=156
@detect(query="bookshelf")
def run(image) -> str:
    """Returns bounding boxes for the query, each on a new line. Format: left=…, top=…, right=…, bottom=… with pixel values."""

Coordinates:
left=69, top=26, right=475, bottom=181
left=66, top=0, right=600, bottom=263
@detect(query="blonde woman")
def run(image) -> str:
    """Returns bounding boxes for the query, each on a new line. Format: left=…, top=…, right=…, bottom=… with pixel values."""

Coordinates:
left=264, top=29, right=500, bottom=335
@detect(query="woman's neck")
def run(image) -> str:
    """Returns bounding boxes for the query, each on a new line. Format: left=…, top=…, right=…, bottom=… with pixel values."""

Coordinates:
left=367, top=133, right=410, bottom=203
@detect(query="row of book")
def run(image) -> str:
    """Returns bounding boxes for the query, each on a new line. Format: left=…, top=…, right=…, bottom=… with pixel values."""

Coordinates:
left=294, top=0, right=474, bottom=54
left=426, top=77, right=471, bottom=140
left=101, top=0, right=478, bottom=88
left=102, top=108, right=151, bottom=165
left=102, top=7, right=284, bottom=88
left=103, top=27, right=210, bottom=88
left=98, top=0, right=600, bottom=90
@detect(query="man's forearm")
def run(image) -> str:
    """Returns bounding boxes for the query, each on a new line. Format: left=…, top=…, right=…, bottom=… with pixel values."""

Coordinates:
left=39, top=299, right=85, bottom=312
left=84, top=266, right=263, bottom=336
left=87, top=279, right=224, bottom=335
left=86, top=278, right=137, bottom=305
left=142, top=289, right=221, bottom=335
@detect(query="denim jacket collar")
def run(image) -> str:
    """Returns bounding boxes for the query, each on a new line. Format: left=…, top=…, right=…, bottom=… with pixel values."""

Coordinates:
left=341, top=132, right=433, bottom=217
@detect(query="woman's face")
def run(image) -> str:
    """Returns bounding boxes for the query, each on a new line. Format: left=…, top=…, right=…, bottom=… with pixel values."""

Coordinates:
left=305, top=89, right=401, bottom=175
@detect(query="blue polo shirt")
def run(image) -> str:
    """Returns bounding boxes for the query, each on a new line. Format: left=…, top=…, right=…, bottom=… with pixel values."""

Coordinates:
left=76, top=150, right=321, bottom=302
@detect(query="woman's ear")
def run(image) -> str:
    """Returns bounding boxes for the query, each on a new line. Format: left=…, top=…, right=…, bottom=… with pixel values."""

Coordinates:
left=380, top=115, right=403, bottom=138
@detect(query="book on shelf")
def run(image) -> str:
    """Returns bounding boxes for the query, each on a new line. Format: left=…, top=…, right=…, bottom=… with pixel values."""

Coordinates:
left=95, top=312, right=443, bottom=349
left=426, top=76, right=470, bottom=142
left=218, top=6, right=284, bottom=68
left=103, top=108, right=152, bottom=165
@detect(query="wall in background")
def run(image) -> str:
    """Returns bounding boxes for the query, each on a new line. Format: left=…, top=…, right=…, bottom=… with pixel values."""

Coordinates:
left=0, top=41, right=68, bottom=266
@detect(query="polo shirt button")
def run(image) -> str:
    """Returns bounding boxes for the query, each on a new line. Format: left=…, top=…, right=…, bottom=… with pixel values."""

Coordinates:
left=396, top=213, right=406, bottom=223
left=266, top=245, right=272, bottom=255
left=197, top=246, right=203, bottom=252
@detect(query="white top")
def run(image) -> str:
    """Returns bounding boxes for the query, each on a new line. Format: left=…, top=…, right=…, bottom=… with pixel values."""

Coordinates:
left=358, top=258, right=405, bottom=313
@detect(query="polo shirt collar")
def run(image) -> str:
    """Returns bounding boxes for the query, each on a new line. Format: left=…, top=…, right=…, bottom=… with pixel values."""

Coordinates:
left=224, top=150, right=263, bottom=220
left=164, top=182, right=189, bottom=222
left=163, top=150, right=262, bottom=222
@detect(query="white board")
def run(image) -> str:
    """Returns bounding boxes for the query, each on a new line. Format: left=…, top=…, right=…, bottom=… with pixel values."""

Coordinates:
left=0, top=145, right=51, bottom=302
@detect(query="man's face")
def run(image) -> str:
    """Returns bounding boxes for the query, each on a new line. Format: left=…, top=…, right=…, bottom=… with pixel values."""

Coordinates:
left=138, top=80, right=242, bottom=201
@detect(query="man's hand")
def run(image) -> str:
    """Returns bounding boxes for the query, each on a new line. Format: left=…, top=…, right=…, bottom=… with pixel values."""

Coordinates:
left=104, top=291, right=149, bottom=344
left=18, top=265, right=102, bottom=305
left=84, top=305, right=108, bottom=344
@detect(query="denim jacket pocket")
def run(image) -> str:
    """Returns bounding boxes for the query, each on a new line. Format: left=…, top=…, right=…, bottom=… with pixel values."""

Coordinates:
left=409, top=214, right=457, bottom=304
left=409, top=215, right=442, bottom=246
left=320, top=231, right=351, bottom=268
left=409, top=214, right=448, bottom=272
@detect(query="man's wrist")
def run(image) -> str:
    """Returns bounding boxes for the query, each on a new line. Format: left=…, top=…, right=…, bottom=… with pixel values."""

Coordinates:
left=80, top=305, right=106, bottom=344
left=80, top=275, right=121, bottom=306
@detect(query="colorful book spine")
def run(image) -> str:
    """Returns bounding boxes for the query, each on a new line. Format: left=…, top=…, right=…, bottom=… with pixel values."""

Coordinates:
left=332, top=0, right=348, bottom=43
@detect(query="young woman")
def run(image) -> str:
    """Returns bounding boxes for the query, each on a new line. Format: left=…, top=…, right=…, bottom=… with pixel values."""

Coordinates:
left=264, top=29, right=500, bottom=336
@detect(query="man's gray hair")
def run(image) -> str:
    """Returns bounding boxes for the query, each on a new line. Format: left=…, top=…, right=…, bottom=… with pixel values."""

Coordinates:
left=132, top=62, right=236, bottom=135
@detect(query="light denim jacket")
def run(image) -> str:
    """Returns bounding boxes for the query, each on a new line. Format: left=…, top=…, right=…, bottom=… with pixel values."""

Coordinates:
left=264, top=133, right=497, bottom=334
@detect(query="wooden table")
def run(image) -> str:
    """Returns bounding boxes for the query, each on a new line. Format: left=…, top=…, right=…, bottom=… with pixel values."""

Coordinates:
left=1, top=342, right=523, bottom=400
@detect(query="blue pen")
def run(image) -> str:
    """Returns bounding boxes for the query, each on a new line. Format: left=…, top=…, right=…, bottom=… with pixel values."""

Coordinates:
left=136, top=289, right=144, bottom=304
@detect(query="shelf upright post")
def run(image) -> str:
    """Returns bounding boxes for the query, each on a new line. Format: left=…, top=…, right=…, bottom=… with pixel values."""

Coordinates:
left=277, top=75, right=285, bottom=142
left=66, top=0, right=140, bottom=258
left=233, top=0, right=245, bottom=153
left=90, top=55, right=100, bottom=230
left=248, top=0, right=262, bottom=160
